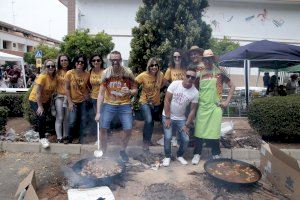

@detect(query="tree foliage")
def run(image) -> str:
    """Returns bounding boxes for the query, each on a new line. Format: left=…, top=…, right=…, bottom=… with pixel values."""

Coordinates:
left=129, top=0, right=212, bottom=73
left=209, top=36, right=240, bottom=56
left=24, top=44, right=59, bottom=64
left=60, top=29, right=114, bottom=59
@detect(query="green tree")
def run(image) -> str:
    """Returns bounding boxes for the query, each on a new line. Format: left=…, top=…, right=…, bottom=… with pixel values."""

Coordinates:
left=24, top=44, right=59, bottom=64
left=60, top=29, right=114, bottom=59
left=129, top=0, right=212, bottom=73
left=209, top=36, right=240, bottom=56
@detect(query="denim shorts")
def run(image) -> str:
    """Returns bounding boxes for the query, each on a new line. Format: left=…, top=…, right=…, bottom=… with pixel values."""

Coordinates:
left=100, top=103, right=133, bottom=130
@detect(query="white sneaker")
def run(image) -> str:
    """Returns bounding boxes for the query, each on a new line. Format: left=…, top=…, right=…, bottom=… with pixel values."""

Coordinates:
left=191, top=154, right=200, bottom=165
left=177, top=157, right=188, bottom=165
left=40, top=138, right=50, bottom=148
left=162, top=157, right=171, bottom=167
left=212, top=154, right=222, bottom=159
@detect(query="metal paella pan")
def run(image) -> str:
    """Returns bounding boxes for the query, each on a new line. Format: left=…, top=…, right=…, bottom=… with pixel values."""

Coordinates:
left=71, top=157, right=126, bottom=186
left=204, top=158, right=262, bottom=185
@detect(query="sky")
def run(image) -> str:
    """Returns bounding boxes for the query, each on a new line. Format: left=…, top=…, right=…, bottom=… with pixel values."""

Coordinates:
left=0, top=0, right=67, bottom=41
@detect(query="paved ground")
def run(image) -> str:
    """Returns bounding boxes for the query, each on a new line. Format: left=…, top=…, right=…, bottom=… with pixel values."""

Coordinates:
left=0, top=146, right=288, bottom=200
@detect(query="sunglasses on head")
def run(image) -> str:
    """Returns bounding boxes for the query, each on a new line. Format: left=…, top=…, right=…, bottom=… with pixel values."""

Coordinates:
left=76, top=60, right=84, bottom=64
left=186, top=74, right=196, bottom=80
left=150, top=64, right=159, bottom=67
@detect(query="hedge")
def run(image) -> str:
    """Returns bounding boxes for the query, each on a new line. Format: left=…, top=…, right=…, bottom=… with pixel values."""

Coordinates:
left=0, top=106, right=9, bottom=134
left=0, top=93, right=24, bottom=117
left=247, top=94, right=300, bottom=141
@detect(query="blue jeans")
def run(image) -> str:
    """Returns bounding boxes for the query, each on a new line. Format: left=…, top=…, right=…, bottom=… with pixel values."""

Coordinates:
left=67, top=101, right=88, bottom=143
left=100, top=103, right=133, bottom=130
left=140, top=103, right=160, bottom=143
left=162, top=116, right=189, bottom=158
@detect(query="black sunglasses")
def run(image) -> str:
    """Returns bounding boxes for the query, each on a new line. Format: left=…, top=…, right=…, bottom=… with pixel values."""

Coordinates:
left=173, top=56, right=181, bottom=59
left=203, top=57, right=213, bottom=62
left=110, top=59, right=121, bottom=63
left=60, top=59, right=68, bottom=62
left=92, top=59, right=102, bottom=62
left=76, top=60, right=84, bottom=64
left=46, top=64, right=55, bottom=68
left=150, top=64, right=159, bottom=67
left=186, top=74, right=196, bottom=80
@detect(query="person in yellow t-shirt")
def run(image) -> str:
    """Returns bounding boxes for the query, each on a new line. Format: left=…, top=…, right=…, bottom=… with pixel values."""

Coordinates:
left=135, top=58, right=164, bottom=151
left=65, top=54, right=90, bottom=144
left=89, top=54, right=104, bottom=142
left=89, top=54, right=104, bottom=109
left=28, top=59, right=57, bottom=148
left=163, top=49, right=187, bottom=86
left=54, top=54, right=71, bottom=143
left=95, top=51, right=137, bottom=162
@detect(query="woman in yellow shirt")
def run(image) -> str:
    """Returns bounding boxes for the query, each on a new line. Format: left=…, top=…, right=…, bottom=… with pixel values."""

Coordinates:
left=54, top=54, right=71, bottom=143
left=163, top=49, right=187, bottom=85
left=135, top=58, right=164, bottom=151
left=65, top=54, right=90, bottom=144
left=89, top=54, right=104, bottom=112
left=28, top=59, right=57, bottom=148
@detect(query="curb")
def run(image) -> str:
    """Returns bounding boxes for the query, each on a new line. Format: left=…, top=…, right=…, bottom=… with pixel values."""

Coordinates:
left=1, top=141, right=300, bottom=161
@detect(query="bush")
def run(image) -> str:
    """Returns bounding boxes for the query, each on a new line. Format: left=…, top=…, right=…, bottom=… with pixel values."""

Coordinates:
left=0, top=93, right=24, bottom=117
left=22, top=88, right=55, bottom=133
left=247, top=94, right=300, bottom=141
left=0, top=106, right=9, bottom=134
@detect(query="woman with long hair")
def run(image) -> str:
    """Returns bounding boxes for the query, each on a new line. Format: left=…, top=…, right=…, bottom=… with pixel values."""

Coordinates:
left=135, top=58, right=164, bottom=151
left=163, top=49, right=187, bottom=86
left=55, top=54, right=71, bottom=143
left=65, top=54, right=90, bottom=144
left=89, top=54, right=105, bottom=112
left=28, top=59, right=57, bottom=148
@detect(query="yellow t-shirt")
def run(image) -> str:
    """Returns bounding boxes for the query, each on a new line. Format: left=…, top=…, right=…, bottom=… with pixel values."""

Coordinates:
left=56, top=69, right=67, bottom=95
left=164, top=67, right=186, bottom=82
left=135, top=71, right=163, bottom=105
left=65, top=69, right=90, bottom=103
left=29, top=74, right=56, bottom=103
left=90, top=69, right=104, bottom=99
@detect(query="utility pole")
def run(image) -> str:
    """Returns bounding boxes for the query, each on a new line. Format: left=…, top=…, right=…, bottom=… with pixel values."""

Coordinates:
left=11, top=0, right=16, bottom=25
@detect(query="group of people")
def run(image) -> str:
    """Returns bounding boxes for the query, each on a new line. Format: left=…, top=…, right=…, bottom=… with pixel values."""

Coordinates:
left=264, top=72, right=300, bottom=96
left=28, top=46, right=235, bottom=164
left=0, top=65, right=22, bottom=88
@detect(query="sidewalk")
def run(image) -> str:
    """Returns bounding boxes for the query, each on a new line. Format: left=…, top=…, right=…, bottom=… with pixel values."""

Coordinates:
left=1, top=141, right=300, bottom=161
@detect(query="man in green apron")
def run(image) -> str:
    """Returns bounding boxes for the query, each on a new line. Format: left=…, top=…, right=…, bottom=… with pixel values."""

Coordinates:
left=192, top=49, right=235, bottom=165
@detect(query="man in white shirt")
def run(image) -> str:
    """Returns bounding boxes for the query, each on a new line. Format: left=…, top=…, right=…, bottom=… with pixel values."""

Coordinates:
left=162, top=68, right=199, bottom=167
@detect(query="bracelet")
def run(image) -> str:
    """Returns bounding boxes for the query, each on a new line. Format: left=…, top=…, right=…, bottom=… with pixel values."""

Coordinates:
left=165, top=116, right=170, bottom=119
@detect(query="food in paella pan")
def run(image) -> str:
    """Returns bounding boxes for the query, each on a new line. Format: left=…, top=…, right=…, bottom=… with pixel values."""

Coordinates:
left=79, top=159, right=122, bottom=179
left=207, top=161, right=259, bottom=183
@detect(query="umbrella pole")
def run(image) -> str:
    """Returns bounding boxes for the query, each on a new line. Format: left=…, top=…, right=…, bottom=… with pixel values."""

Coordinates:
left=244, top=60, right=249, bottom=106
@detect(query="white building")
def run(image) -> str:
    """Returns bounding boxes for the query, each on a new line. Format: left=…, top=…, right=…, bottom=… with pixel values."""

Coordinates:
left=0, top=21, right=60, bottom=57
left=59, top=0, right=300, bottom=58
left=59, top=0, right=300, bottom=86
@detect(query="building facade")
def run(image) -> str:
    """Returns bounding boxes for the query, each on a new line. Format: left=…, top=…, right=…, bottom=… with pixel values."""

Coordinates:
left=60, top=0, right=300, bottom=60
left=0, top=21, right=61, bottom=57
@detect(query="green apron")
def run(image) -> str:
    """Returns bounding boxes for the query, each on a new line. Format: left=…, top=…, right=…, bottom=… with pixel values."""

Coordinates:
left=194, top=69, right=222, bottom=139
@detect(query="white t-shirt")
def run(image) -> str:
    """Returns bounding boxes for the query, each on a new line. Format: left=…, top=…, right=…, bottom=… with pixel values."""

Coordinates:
left=163, top=80, right=199, bottom=120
